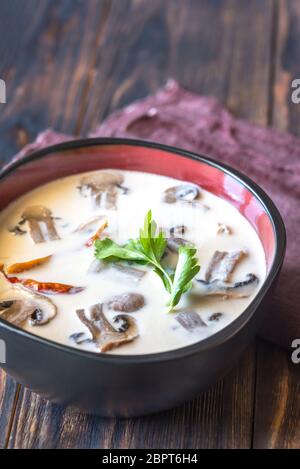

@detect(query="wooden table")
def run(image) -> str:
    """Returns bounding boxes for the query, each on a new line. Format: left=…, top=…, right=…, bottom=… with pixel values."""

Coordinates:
left=0, top=0, right=299, bottom=449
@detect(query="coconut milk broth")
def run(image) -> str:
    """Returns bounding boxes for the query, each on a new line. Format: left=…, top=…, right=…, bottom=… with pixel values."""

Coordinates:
left=0, top=170, right=266, bottom=354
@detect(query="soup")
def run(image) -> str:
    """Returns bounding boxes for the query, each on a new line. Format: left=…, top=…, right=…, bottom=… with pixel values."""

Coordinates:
left=0, top=170, right=266, bottom=354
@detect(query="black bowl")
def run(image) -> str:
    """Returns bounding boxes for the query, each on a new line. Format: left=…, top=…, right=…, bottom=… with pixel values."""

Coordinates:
left=0, top=138, right=286, bottom=417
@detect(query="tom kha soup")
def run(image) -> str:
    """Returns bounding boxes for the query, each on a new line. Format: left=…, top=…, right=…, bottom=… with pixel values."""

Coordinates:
left=0, top=170, right=265, bottom=355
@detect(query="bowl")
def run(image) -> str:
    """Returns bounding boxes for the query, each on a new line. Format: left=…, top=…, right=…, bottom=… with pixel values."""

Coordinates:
left=0, top=138, right=286, bottom=417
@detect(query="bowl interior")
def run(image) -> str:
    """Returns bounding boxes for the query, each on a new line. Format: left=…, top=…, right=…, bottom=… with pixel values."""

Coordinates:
left=0, top=141, right=276, bottom=271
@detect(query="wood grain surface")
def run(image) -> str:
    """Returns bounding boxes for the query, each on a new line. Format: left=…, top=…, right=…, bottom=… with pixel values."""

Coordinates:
left=0, top=0, right=299, bottom=449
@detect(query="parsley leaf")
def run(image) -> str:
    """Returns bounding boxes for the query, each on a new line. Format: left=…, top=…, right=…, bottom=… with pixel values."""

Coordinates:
left=94, top=238, right=147, bottom=263
left=167, top=246, right=200, bottom=312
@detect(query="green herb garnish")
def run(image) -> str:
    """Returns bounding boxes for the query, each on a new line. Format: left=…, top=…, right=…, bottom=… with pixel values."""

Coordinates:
left=94, top=210, right=200, bottom=312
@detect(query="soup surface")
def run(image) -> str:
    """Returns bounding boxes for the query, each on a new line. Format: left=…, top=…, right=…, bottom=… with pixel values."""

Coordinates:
left=0, top=170, right=266, bottom=354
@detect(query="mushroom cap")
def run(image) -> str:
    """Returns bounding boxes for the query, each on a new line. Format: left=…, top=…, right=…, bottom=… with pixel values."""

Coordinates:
left=87, top=259, right=106, bottom=274
left=80, top=171, right=124, bottom=192
left=112, top=263, right=147, bottom=283
left=22, top=205, right=53, bottom=221
left=21, top=205, right=60, bottom=243
left=175, top=311, right=207, bottom=331
left=106, top=292, right=145, bottom=313
left=167, top=237, right=190, bottom=253
left=0, top=298, right=36, bottom=326
left=170, top=225, right=186, bottom=236
left=76, top=304, right=138, bottom=352
left=193, top=273, right=259, bottom=298
left=74, top=215, right=104, bottom=233
left=205, top=250, right=245, bottom=282
left=0, top=285, right=57, bottom=326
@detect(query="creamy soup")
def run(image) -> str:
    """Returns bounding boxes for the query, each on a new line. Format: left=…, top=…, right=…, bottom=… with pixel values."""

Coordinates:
left=0, top=170, right=266, bottom=355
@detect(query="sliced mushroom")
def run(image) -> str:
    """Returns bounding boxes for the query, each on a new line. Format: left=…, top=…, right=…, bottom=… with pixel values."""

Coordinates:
left=167, top=237, right=191, bottom=253
left=216, top=223, right=232, bottom=235
left=76, top=303, right=138, bottom=352
left=208, top=312, right=223, bottom=322
left=170, top=225, right=186, bottom=236
left=205, top=250, right=245, bottom=282
left=112, top=314, right=133, bottom=332
left=0, top=285, right=57, bottom=326
left=175, top=312, right=206, bottom=331
left=87, top=259, right=106, bottom=274
left=0, top=299, right=36, bottom=326
left=74, top=215, right=104, bottom=233
left=22, top=205, right=60, bottom=243
left=106, top=293, right=145, bottom=313
left=112, top=263, right=147, bottom=283
left=116, top=184, right=130, bottom=195
left=193, top=273, right=259, bottom=298
left=69, top=331, right=93, bottom=345
left=8, top=225, right=27, bottom=236
left=161, top=225, right=186, bottom=238
left=79, top=171, right=125, bottom=209
left=163, top=183, right=200, bottom=204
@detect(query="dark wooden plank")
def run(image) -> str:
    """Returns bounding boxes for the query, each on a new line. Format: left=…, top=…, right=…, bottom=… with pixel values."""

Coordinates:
left=8, top=345, right=255, bottom=449
left=6, top=0, right=274, bottom=449
left=81, top=0, right=274, bottom=134
left=0, top=0, right=111, bottom=165
left=253, top=340, right=300, bottom=449
left=0, top=0, right=111, bottom=448
left=0, top=374, right=19, bottom=449
left=253, top=0, right=300, bottom=449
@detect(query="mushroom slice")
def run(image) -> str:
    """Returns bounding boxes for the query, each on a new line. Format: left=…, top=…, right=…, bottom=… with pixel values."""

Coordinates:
left=0, top=285, right=57, bottom=326
left=76, top=303, right=138, bottom=352
left=161, top=225, right=186, bottom=238
left=116, top=184, right=130, bottom=195
left=112, top=263, right=147, bottom=283
left=175, top=312, right=206, bottom=331
left=208, top=312, right=223, bottom=322
left=170, top=225, right=186, bottom=237
left=167, top=237, right=191, bottom=253
left=74, top=215, right=104, bottom=233
left=106, top=293, right=145, bottom=313
left=163, top=183, right=200, bottom=204
left=79, top=171, right=124, bottom=209
left=8, top=225, right=27, bottom=236
left=0, top=299, right=36, bottom=326
left=6, top=254, right=52, bottom=274
left=69, top=332, right=93, bottom=345
left=22, top=205, right=60, bottom=243
left=87, top=259, right=106, bottom=274
left=193, top=273, right=259, bottom=298
left=216, top=223, right=232, bottom=235
left=205, top=250, right=245, bottom=282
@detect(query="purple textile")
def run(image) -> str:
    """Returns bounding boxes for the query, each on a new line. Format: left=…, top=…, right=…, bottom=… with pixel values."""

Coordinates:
left=8, top=80, right=299, bottom=349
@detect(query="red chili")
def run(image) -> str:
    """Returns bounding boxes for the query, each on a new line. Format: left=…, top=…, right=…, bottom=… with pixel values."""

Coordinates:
left=4, top=274, right=84, bottom=295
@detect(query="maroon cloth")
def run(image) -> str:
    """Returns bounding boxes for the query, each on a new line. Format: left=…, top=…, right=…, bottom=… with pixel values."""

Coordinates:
left=9, top=79, right=300, bottom=349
